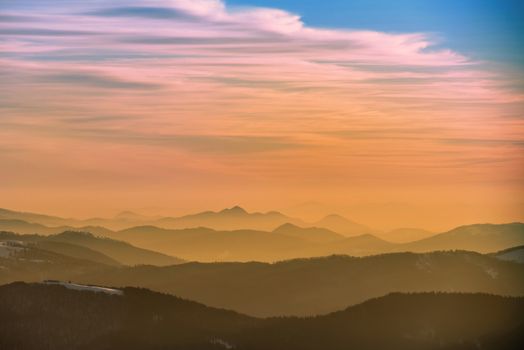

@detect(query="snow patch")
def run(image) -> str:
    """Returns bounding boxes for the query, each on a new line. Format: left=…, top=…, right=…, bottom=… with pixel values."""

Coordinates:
left=43, top=280, right=123, bottom=296
left=210, top=338, right=235, bottom=349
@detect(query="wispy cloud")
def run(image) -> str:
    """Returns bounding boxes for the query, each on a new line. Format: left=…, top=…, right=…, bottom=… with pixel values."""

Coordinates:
left=0, top=0, right=523, bottom=211
left=85, top=6, right=194, bottom=20
left=38, top=72, right=163, bottom=90
left=0, top=28, right=98, bottom=36
left=65, top=128, right=303, bottom=154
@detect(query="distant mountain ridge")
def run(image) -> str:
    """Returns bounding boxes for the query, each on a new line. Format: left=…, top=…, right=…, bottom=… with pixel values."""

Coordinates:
left=272, top=223, right=346, bottom=243
left=155, top=205, right=307, bottom=231
left=0, top=206, right=370, bottom=234
left=112, top=223, right=524, bottom=262
left=312, top=214, right=371, bottom=236
left=402, top=223, right=524, bottom=253
left=1, top=215, right=524, bottom=262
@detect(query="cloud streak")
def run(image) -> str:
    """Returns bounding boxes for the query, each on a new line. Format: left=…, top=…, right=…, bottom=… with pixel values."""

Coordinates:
left=0, top=0, right=523, bottom=220
left=38, top=72, right=163, bottom=90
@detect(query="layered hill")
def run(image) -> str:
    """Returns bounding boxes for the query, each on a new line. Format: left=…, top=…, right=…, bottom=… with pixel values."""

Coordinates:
left=492, top=246, right=524, bottom=264
left=46, top=231, right=183, bottom=266
left=2, top=219, right=524, bottom=262
left=380, top=227, right=435, bottom=243
left=32, top=241, right=121, bottom=266
left=1, top=250, right=517, bottom=317
left=115, top=225, right=395, bottom=261
left=0, top=242, right=108, bottom=285
left=117, top=226, right=316, bottom=262
left=75, top=251, right=524, bottom=316
left=311, top=214, right=371, bottom=236
left=0, top=282, right=522, bottom=350
left=402, top=223, right=524, bottom=253
left=0, top=208, right=70, bottom=227
left=115, top=223, right=524, bottom=262
left=0, top=231, right=183, bottom=266
left=156, top=206, right=307, bottom=231
left=3, top=230, right=524, bottom=317
left=0, top=219, right=113, bottom=236
left=0, top=207, right=370, bottom=234
left=273, top=223, right=345, bottom=243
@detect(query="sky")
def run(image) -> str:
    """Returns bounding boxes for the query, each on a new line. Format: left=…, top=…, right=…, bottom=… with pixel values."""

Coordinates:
left=0, top=0, right=523, bottom=230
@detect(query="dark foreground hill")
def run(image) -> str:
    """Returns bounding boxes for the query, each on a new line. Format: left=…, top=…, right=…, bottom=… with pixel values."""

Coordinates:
left=0, top=282, right=523, bottom=350
left=76, top=251, right=524, bottom=316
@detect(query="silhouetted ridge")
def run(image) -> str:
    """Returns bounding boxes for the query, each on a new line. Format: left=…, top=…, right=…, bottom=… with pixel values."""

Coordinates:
left=44, top=250, right=524, bottom=316
left=0, top=282, right=522, bottom=350
left=220, top=206, right=248, bottom=214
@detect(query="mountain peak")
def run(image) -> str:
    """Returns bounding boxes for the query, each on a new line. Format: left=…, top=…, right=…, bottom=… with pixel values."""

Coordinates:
left=220, top=206, right=248, bottom=215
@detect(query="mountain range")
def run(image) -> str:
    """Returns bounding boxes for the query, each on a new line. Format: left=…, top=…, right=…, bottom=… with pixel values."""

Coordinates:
left=0, top=206, right=373, bottom=235
left=2, top=206, right=523, bottom=347
left=2, top=236, right=523, bottom=316
left=1, top=211, right=524, bottom=262
left=65, top=251, right=524, bottom=316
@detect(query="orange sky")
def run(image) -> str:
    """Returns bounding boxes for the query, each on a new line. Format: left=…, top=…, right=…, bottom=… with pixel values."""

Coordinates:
left=1, top=0, right=523, bottom=231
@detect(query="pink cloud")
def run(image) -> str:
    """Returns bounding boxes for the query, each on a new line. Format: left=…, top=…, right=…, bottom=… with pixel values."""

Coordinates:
left=1, top=0, right=522, bottom=198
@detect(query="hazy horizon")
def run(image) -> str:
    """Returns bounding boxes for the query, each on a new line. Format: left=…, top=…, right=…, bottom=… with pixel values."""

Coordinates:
left=2, top=201, right=523, bottom=232
left=1, top=0, right=523, bottom=232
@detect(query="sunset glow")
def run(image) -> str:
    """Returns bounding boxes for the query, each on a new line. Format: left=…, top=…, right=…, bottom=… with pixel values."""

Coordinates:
left=1, top=0, right=523, bottom=229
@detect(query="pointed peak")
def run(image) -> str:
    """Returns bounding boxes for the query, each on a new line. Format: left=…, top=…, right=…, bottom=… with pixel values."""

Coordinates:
left=220, top=206, right=248, bottom=214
